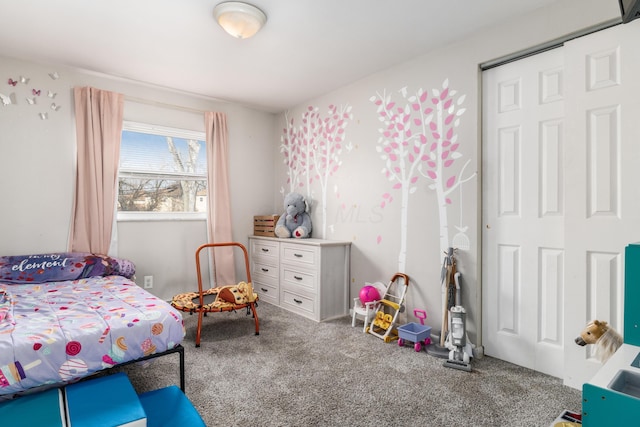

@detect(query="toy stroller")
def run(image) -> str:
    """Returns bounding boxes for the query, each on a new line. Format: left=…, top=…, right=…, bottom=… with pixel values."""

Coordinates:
left=366, top=273, right=409, bottom=343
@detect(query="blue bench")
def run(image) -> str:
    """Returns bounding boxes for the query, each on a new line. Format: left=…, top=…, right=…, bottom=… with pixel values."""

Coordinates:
left=0, top=372, right=204, bottom=427
left=139, top=385, right=206, bottom=427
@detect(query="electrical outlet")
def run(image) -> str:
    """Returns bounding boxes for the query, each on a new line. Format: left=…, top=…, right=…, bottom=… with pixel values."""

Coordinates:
left=143, top=275, right=153, bottom=289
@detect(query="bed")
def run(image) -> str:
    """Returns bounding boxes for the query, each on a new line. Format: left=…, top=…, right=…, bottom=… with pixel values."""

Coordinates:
left=0, top=252, right=185, bottom=398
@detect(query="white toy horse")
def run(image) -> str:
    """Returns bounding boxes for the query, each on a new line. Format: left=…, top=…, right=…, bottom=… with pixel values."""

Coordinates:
left=575, top=320, right=623, bottom=364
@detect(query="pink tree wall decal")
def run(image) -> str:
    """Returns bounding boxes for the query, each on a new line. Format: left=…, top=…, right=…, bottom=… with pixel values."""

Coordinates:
left=418, top=79, right=474, bottom=255
left=280, top=111, right=305, bottom=193
left=371, top=80, right=474, bottom=272
left=309, top=104, right=353, bottom=237
left=280, top=105, right=353, bottom=237
left=371, top=87, right=431, bottom=272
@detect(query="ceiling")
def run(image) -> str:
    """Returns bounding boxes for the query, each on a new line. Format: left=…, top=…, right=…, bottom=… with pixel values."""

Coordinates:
left=0, top=0, right=561, bottom=113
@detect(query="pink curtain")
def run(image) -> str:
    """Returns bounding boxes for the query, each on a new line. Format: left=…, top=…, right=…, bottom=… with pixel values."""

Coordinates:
left=69, top=87, right=124, bottom=254
left=205, top=112, right=236, bottom=285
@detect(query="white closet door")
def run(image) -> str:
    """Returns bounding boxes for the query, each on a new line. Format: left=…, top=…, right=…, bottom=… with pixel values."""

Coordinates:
left=563, top=20, right=640, bottom=390
left=483, top=20, right=640, bottom=388
left=482, top=47, right=565, bottom=378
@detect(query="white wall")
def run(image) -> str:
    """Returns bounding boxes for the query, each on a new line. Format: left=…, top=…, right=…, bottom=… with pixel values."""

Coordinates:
left=274, top=0, right=621, bottom=346
left=0, top=57, right=276, bottom=300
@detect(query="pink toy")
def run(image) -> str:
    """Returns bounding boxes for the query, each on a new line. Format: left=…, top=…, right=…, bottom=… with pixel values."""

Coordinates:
left=359, top=285, right=380, bottom=304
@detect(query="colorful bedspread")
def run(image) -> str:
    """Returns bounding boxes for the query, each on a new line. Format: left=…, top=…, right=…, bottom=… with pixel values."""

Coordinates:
left=0, top=253, right=185, bottom=396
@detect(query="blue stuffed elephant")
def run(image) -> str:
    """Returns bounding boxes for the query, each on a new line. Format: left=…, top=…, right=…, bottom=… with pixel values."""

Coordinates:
left=275, top=192, right=312, bottom=238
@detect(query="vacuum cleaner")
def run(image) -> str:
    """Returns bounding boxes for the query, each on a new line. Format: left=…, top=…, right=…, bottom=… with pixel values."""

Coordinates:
left=443, top=305, right=472, bottom=372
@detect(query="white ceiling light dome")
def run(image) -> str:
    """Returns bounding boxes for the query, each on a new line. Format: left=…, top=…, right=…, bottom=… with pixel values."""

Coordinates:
left=213, top=2, right=267, bottom=39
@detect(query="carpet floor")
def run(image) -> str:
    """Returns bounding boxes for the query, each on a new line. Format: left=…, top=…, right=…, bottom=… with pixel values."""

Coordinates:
left=120, top=301, right=582, bottom=427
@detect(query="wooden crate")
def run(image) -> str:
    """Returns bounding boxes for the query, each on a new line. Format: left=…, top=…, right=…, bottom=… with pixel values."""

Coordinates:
left=254, top=215, right=280, bottom=237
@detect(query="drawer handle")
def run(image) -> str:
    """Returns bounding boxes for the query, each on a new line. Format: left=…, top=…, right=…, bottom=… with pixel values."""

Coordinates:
left=261, top=248, right=269, bottom=252
left=293, top=298, right=303, bottom=304
left=261, top=268, right=269, bottom=272
left=294, top=275, right=303, bottom=280
left=294, top=253, right=303, bottom=258
left=260, top=288, right=269, bottom=292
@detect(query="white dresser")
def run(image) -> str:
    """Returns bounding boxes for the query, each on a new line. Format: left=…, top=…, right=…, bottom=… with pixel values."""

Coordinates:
left=248, top=236, right=351, bottom=322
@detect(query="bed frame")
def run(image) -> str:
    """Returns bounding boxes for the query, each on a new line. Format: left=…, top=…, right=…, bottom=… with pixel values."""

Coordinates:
left=115, top=344, right=185, bottom=392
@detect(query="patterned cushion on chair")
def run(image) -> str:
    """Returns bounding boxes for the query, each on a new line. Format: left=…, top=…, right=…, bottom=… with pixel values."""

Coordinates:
left=171, top=282, right=257, bottom=313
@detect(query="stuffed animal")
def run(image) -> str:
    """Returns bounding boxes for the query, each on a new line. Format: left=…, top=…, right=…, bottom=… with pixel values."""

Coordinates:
left=275, top=192, right=312, bottom=238
left=575, top=320, right=623, bottom=363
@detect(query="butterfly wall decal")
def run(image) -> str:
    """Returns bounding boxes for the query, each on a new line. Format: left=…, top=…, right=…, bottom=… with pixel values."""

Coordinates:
left=20, top=76, right=29, bottom=84
left=50, top=103, right=61, bottom=111
left=26, top=97, right=36, bottom=105
left=39, top=112, right=48, bottom=120
left=0, top=92, right=13, bottom=106
left=7, top=78, right=17, bottom=86
left=47, top=90, right=56, bottom=99
left=48, top=71, right=59, bottom=80
left=32, top=89, right=41, bottom=96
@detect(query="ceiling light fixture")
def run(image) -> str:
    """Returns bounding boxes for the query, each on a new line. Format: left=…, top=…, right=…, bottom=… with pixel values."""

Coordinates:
left=213, top=2, right=267, bottom=39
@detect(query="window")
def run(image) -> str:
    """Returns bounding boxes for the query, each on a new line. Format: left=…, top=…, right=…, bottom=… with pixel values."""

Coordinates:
left=118, top=121, right=207, bottom=220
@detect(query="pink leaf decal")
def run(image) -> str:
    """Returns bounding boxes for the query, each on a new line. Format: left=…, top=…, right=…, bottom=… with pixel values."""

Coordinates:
left=445, top=114, right=454, bottom=125
left=410, top=176, right=418, bottom=184
left=427, top=171, right=437, bottom=179
left=412, top=103, right=420, bottom=111
left=446, top=175, right=456, bottom=188
left=451, top=143, right=459, bottom=151
left=429, top=122, right=437, bottom=131
left=377, top=235, right=382, bottom=244
left=382, top=193, right=391, bottom=199
left=380, top=201, right=386, bottom=208
left=446, top=198, right=452, bottom=204
left=393, top=183, right=402, bottom=189
left=444, top=99, right=452, bottom=109
left=444, top=159, right=454, bottom=167
left=440, top=88, right=449, bottom=99
left=413, top=118, right=422, bottom=126
left=420, top=92, right=428, bottom=103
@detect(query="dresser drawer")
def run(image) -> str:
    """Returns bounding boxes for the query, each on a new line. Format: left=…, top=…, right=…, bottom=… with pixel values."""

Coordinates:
left=251, top=239, right=279, bottom=264
left=281, top=289, right=316, bottom=318
left=252, top=260, right=278, bottom=283
left=281, top=244, right=317, bottom=267
left=281, top=266, right=316, bottom=292
left=254, top=279, right=278, bottom=305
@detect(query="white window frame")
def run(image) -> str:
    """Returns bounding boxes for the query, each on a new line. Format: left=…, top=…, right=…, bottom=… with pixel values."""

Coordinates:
left=117, top=121, right=207, bottom=222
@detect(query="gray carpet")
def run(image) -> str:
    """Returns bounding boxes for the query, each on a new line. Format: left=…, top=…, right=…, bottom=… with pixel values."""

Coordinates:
left=120, top=302, right=581, bottom=427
